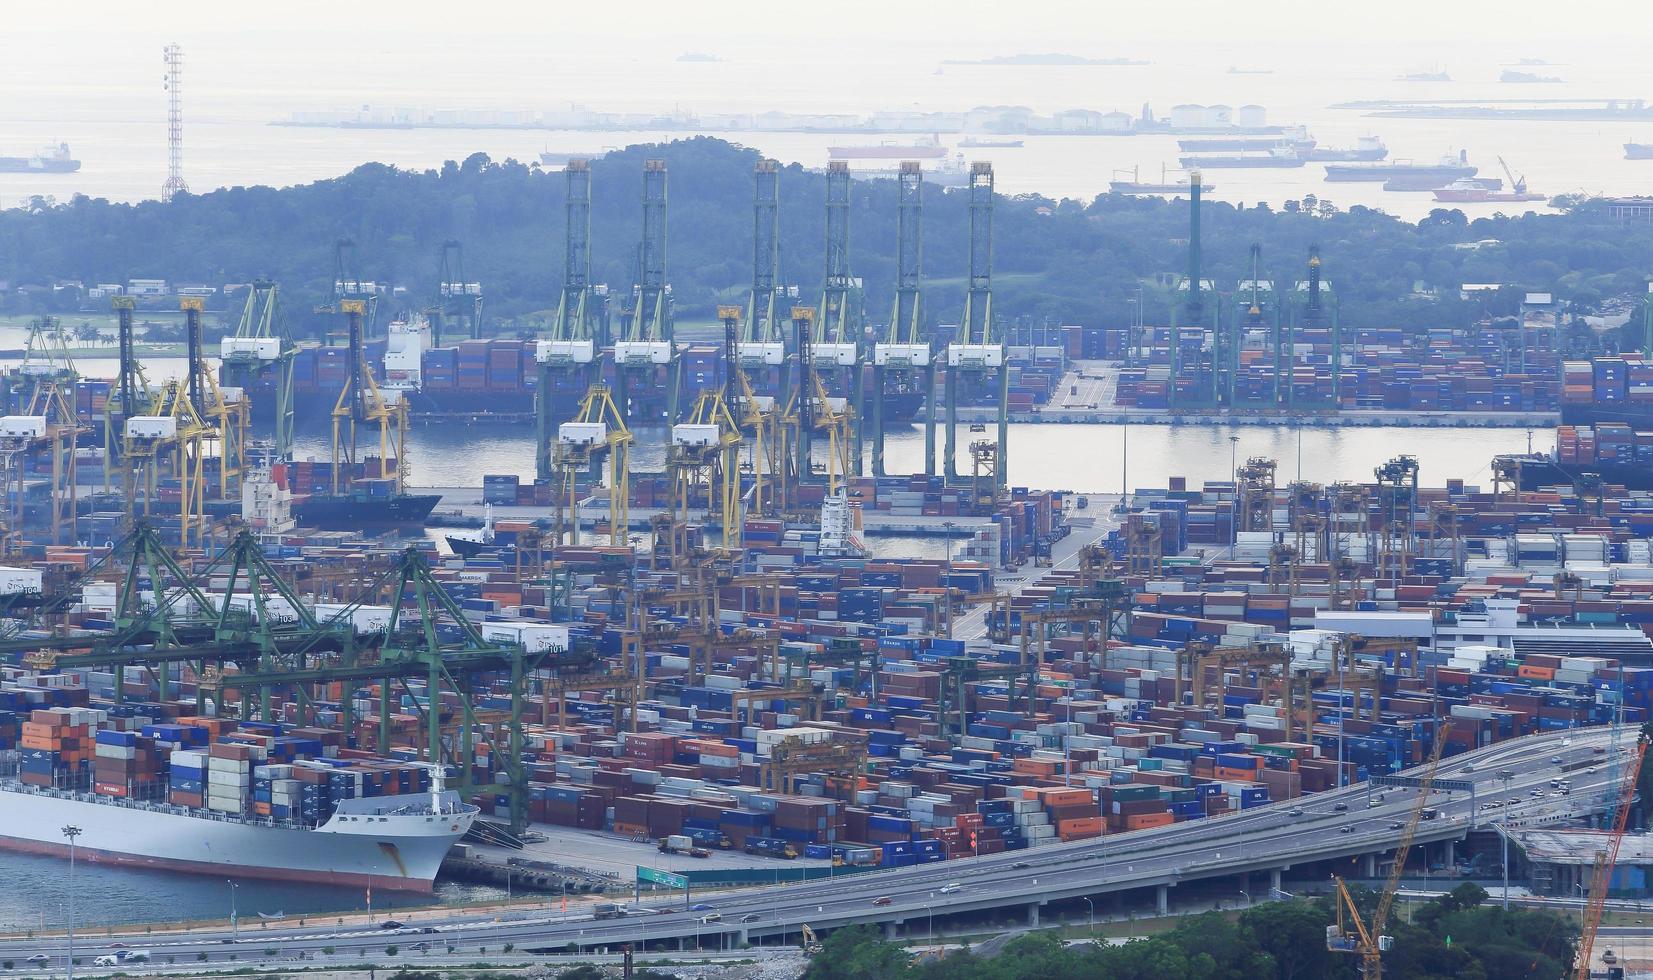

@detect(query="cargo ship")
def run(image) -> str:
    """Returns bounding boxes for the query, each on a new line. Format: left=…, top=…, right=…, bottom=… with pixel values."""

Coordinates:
left=958, top=137, right=1024, bottom=148
left=0, top=779, right=473, bottom=891
left=828, top=136, right=946, bottom=160
left=1626, top=143, right=1653, bottom=160
left=1324, top=151, right=1476, bottom=183
left=1109, top=166, right=1212, bottom=195
left=293, top=490, right=441, bottom=529
left=1305, top=136, right=1389, bottom=162
left=1178, top=146, right=1305, bottom=168
left=1432, top=177, right=1544, bottom=203
left=0, top=142, right=80, bottom=173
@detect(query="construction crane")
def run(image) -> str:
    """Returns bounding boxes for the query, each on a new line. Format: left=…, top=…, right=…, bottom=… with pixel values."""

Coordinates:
left=1496, top=155, right=1528, bottom=197
left=1328, top=733, right=1449, bottom=979
left=1575, top=729, right=1649, bottom=980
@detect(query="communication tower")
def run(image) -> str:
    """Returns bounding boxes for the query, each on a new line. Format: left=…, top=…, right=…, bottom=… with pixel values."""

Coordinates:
left=162, top=44, right=187, bottom=202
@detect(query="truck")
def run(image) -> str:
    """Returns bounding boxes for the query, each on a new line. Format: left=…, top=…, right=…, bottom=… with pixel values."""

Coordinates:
left=592, top=903, right=625, bottom=920
left=743, top=836, right=800, bottom=859
left=659, top=834, right=712, bottom=858
left=686, top=827, right=734, bottom=850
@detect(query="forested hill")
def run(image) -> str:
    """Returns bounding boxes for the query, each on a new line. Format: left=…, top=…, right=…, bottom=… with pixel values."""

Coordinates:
left=1, top=136, right=1648, bottom=335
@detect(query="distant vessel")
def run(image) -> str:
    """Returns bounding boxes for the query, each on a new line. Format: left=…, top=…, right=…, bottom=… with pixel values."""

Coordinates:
left=0, top=142, right=80, bottom=173
left=1178, top=128, right=1314, bottom=153
left=959, top=137, right=1024, bottom=148
left=1501, top=70, right=1562, bottom=83
left=1109, top=166, right=1213, bottom=195
left=1324, top=151, right=1477, bottom=183
left=1432, top=178, right=1543, bottom=202
left=539, top=149, right=604, bottom=167
left=1397, top=68, right=1451, bottom=82
left=1178, top=146, right=1305, bottom=168
left=1227, top=66, right=1273, bottom=75
left=1431, top=157, right=1542, bottom=202
left=1305, top=136, right=1389, bottom=162
left=1626, top=143, right=1653, bottom=160
left=828, top=136, right=946, bottom=160
left=1386, top=174, right=1497, bottom=192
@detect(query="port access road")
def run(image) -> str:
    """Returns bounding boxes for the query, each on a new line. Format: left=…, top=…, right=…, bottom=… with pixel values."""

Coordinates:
left=0, top=726, right=1627, bottom=968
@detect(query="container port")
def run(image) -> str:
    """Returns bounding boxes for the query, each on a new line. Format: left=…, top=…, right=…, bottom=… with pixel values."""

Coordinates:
left=4, top=148, right=1653, bottom=980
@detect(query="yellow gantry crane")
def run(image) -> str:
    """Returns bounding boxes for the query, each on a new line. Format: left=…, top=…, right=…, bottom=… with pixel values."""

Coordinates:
left=330, top=299, right=407, bottom=494
left=552, top=383, right=632, bottom=548
left=1328, top=733, right=1449, bottom=980
left=718, top=304, right=787, bottom=518
left=122, top=379, right=214, bottom=548
left=668, top=390, right=744, bottom=551
left=180, top=297, right=249, bottom=499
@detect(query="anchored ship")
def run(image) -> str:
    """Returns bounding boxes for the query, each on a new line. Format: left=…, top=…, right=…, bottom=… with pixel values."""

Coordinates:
left=828, top=136, right=946, bottom=160
left=1324, top=150, right=1477, bottom=183
left=0, top=773, right=475, bottom=892
left=0, top=142, right=80, bottom=173
left=292, top=489, right=441, bottom=529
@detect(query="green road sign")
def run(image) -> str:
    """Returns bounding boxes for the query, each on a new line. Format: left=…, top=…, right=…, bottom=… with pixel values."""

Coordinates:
left=637, top=866, right=688, bottom=889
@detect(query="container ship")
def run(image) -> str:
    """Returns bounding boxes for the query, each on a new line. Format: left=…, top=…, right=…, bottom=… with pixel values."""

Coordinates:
left=1324, top=150, right=1476, bottom=183
left=0, top=142, right=80, bottom=173
left=958, top=137, right=1023, bottom=148
left=1, top=709, right=475, bottom=892
left=828, top=137, right=946, bottom=160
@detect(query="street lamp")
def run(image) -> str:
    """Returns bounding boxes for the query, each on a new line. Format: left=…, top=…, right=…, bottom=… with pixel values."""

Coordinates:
left=1081, top=897, right=1094, bottom=935
left=923, top=903, right=933, bottom=944
left=62, top=825, right=81, bottom=980
left=1228, top=435, right=1240, bottom=557
left=942, top=520, right=956, bottom=638
left=228, top=880, right=239, bottom=941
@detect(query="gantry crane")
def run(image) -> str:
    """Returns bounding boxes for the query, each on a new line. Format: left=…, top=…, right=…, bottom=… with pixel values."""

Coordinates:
left=1329, top=733, right=1449, bottom=980
left=330, top=299, right=408, bottom=495
left=813, top=160, right=865, bottom=476
left=668, top=390, right=744, bottom=551
left=613, top=159, right=678, bottom=424
left=180, top=297, right=249, bottom=500
left=536, top=159, right=607, bottom=479
left=219, top=280, right=297, bottom=458
left=430, top=240, right=482, bottom=346
left=718, top=304, right=788, bottom=518
left=0, top=373, right=84, bottom=548
left=943, top=162, right=1007, bottom=488
left=785, top=308, right=855, bottom=498
left=552, top=384, right=632, bottom=548
left=871, top=161, right=936, bottom=478
left=122, top=378, right=214, bottom=548
left=1575, top=729, right=1649, bottom=980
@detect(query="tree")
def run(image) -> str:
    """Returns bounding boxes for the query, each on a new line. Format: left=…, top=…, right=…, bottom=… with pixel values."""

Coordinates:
left=802, top=925, right=910, bottom=980
left=1239, top=901, right=1347, bottom=980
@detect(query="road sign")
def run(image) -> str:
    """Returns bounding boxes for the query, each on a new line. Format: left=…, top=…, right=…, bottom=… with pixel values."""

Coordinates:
left=1371, top=775, right=1473, bottom=793
left=637, top=866, right=688, bottom=889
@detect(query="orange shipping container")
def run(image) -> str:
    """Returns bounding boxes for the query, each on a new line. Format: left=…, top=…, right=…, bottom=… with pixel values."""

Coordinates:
left=1124, top=811, right=1176, bottom=830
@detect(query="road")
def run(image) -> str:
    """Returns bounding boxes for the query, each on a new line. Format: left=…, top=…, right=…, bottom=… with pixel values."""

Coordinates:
left=951, top=494, right=1121, bottom=641
left=4, top=726, right=1628, bottom=972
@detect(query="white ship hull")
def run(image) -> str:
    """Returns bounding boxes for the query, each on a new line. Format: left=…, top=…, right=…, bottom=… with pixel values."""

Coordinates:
left=0, top=785, right=474, bottom=893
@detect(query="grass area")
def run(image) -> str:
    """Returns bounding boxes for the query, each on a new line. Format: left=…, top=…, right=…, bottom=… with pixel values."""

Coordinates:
left=938, top=911, right=1219, bottom=947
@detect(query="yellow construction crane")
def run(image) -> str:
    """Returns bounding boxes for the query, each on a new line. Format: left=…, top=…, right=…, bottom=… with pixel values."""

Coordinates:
left=1328, top=733, right=1449, bottom=980
left=1575, top=731, right=1649, bottom=980
left=552, top=383, right=632, bottom=548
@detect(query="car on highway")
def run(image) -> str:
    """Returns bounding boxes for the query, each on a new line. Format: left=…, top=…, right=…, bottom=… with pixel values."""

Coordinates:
left=939, top=883, right=963, bottom=894
left=740, top=913, right=762, bottom=923
left=1333, top=802, right=1348, bottom=812
left=379, top=920, right=406, bottom=931
left=25, top=955, right=47, bottom=965
left=691, top=904, right=715, bottom=912
left=1287, top=807, right=1304, bottom=817
left=1389, top=822, right=1404, bottom=830
left=698, top=913, right=722, bottom=924
left=1011, top=861, right=1031, bottom=870
left=419, top=927, right=439, bottom=934
left=1550, top=756, right=1563, bottom=764
left=1339, top=825, right=1355, bottom=834
left=872, top=896, right=893, bottom=907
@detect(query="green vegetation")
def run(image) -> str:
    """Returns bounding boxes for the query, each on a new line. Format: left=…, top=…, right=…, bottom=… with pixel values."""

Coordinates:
left=2, top=139, right=1650, bottom=340
left=802, top=884, right=1577, bottom=980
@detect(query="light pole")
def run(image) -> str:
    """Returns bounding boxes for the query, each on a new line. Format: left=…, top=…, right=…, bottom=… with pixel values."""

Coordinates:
left=228, top=880, right=239, bottom=941
left=1228, top=435, right=1240, bottom=557
left=942, top=520, right=956, bottom=638
left=1081, top=896, right=1094, bottom=935
left=62, top=825, right=81, bottom=980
